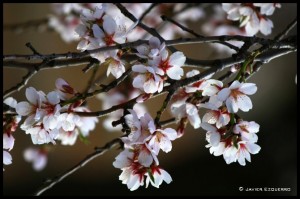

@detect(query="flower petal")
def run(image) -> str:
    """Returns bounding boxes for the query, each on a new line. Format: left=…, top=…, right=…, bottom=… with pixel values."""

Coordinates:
left=236, top=94, right=253, bottom=112
left=239, top=83, right=257, bottom=95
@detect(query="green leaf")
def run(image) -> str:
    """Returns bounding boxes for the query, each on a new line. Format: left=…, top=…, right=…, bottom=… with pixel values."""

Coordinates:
left=147, top=169, right=155, bottom=184
left=78, top=129, right=90, bottom=145
left=232, top=135, right=239, bottom=149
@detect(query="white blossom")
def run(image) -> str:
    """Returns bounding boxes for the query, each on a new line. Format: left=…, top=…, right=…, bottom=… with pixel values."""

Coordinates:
left=233, top=120, right=259, bottom=142
left=145, top=166, right=172, bottom=188
left=171, top=102, right=201, bottom=129
left=132, top=64, right=164, bottom=94
left=217, top=80, right=257, bottom=113
left=150, top=50, right=186, bottom=80
left=24, top=147, right=47, bottom=171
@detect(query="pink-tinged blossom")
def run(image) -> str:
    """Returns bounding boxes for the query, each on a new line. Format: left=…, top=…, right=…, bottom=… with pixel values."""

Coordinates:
left=217, top=80, right=257, bottom=113
left=105, top=51, right=126, bottom=78
left=42, top=91, right=61, bottom=131
left=171, top=102, right=201, bottom=129
left=55, top=78, right=76, bottom=100
left=24, top=147, right=47, bottom=171
left=25, top=124, right=58, bottom=145
left=200, top=95, right=230, bottom=129
left=184, top=70, right=223, bottom=96
left=223, top=141, right=261, bottom=166
left=148, top=128, right=178, bottom=155
left=145, top=165, right=172, bottom=188
left=113, top=147, right=171, bottom=191
left=123, top=110, right=155, bottom=145
left=3, top=97, right=22, bottom=135
left=132, top=64, right=164, bottom=94
left=222, top=3, right=278, bottom=36
left=113, top=149, right=146, bottom=191
left=233, top=120, right=259, bottom=142
left=151, top=50, right=186, bottom=80
left=136, top=37, right=166, bottom=59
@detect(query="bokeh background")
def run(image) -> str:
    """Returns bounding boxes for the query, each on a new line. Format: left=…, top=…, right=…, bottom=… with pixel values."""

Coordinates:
left=3, top=3, right=297, bottom=196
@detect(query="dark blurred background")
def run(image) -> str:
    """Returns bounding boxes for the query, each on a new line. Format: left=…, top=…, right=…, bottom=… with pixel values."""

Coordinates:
left=3, top=3, right=297, bottom=196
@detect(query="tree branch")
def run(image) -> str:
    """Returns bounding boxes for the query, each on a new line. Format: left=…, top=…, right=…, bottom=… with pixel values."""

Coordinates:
left=275, top=18, right=297, bottom=41
left=161, top=15, right=240, bottom=52
left=34, top=138, right=122, bottom=196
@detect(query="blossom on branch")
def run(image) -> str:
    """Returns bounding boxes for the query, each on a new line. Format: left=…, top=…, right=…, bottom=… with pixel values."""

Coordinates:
left=217, top=80, right=257, bottom=113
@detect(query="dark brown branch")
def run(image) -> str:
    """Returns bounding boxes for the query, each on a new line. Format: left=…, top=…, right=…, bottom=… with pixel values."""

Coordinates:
left=154, top=90, right=175, bottom=125
left=139, top=3, right=159, bottom=21
left=61, top=69, right=132, bottom=106
left=161, top=15, right=240, bottom=52
left=34, top=138, right=122, bottom=196
left=3, top=57, right=93, bottom=69
left=3, top=60, right=51, bottom=99
left=3, top=36, right=277, bottom=62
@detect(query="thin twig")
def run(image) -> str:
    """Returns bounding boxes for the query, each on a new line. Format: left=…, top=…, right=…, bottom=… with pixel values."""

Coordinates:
left=154, top=90, right=175, bottom=125
left=61, top=69, right=132, bottom=106
left=34, top=138, right=122, bottom=196
left=161, top=15, right=240, bottom=52
left=139, top=3, right=159, bottom=21
left=275, top=18, right=297, bottom=41
left=3, top=60, right=51, bottom=99
left=3, top=36, right=278, bottom=61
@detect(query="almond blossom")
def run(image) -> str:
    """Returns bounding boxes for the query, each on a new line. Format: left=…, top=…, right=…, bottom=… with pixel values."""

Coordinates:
left=217, top=80, right=257, bottom=113
left=16, top=87, right=46, bottom=130
left=113, top=109, right=176, bottom=190
left=132, top=64, right=164, bottom=94
left=233, top=120, right=259, bottom=142
left=223, top=140, right=261, bottom=166
left=150, top=50, right=186, bottom=80
left=199, top=95, right=230, bottom=129
left=222, top=3, right=280, bottom=35
left=145, top=165, right=172, bottom=188
left=184, top=70, right=223, bottom=96
left=136, top=37, right=166, bottom=59
left=171, top=102, right=201, bottom=129
left=148, top=127, right=178, bottom=155
left=24, top=147, right=48, bottom=171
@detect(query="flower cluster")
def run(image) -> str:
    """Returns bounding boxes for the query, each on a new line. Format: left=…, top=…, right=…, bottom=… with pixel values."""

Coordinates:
left=222, top=3, right=281, bottom=36
left=14, top=78, right=98, bottom=146
left=132, top=37, right=186, bottom=94
left=169, top=67, right=260, bottom=166
left=170, top=70, right=224, bottom=136
left=3, top=97, right=21, bottom=170
left=75, top=4, right=136, bottom=78
left=3, top=78, right=98, bottom=171
left=113, top=109, right=176, bottom=190
left=49, top=3, right=104, bottom=42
